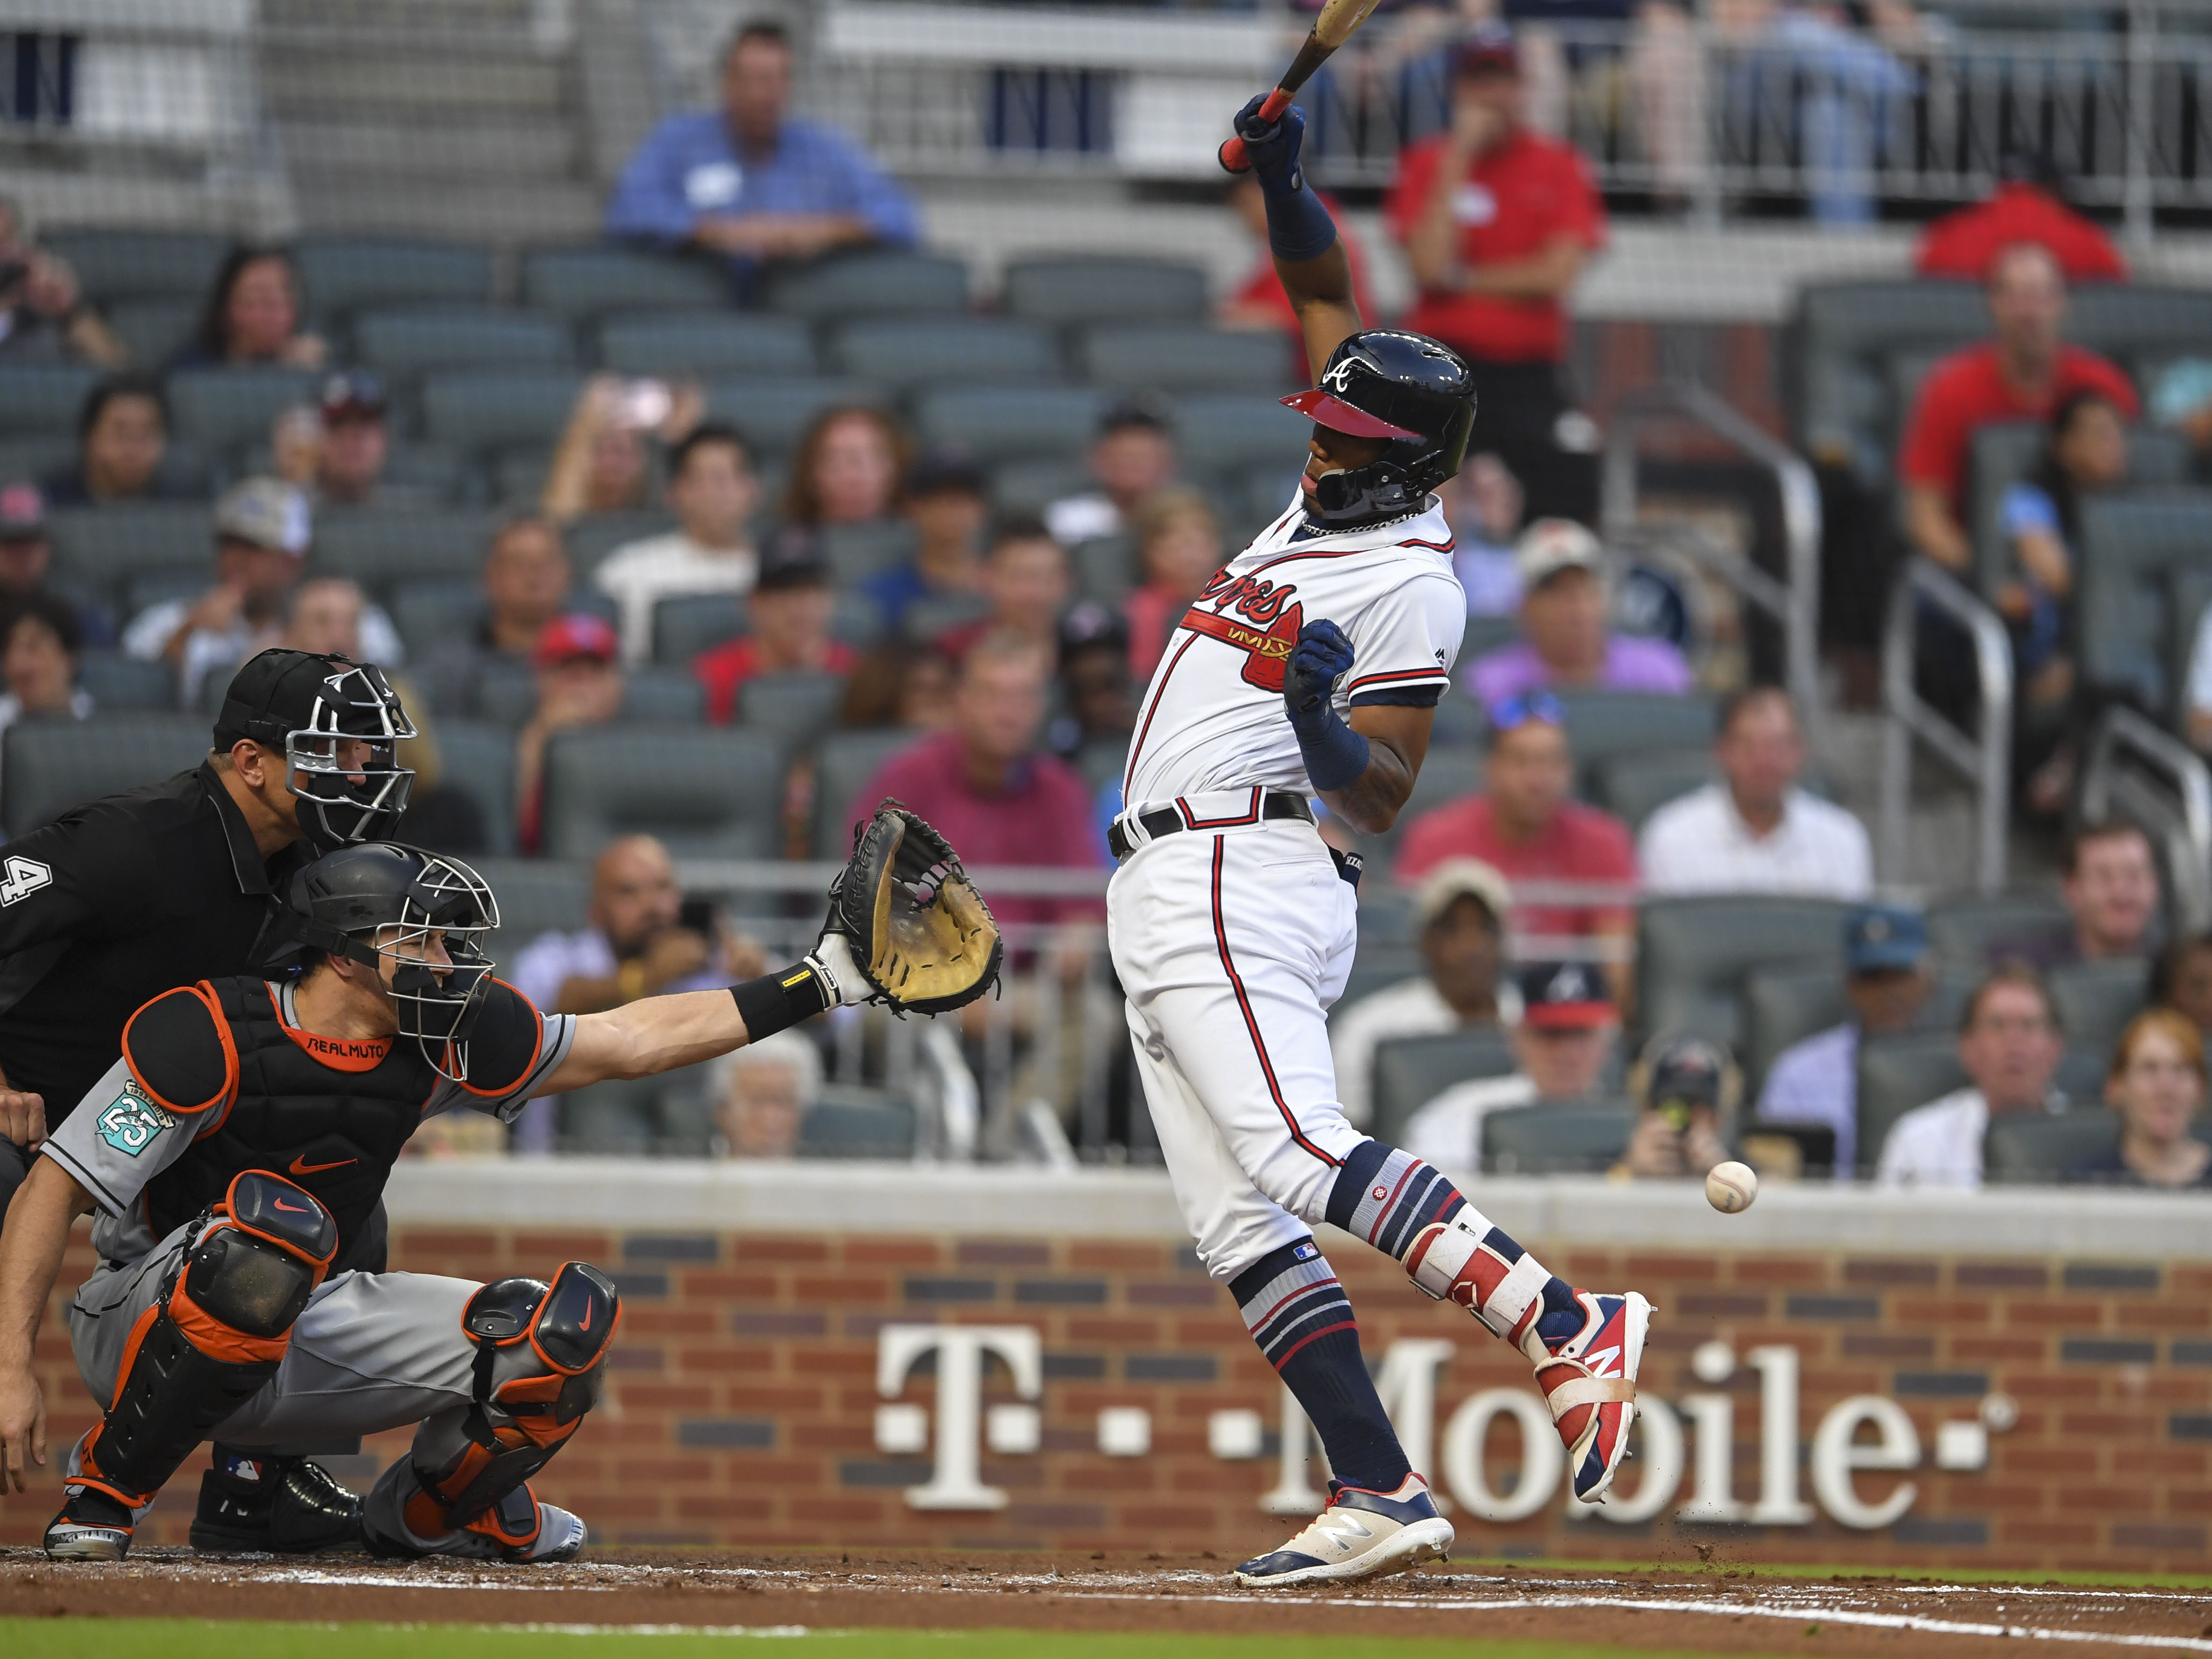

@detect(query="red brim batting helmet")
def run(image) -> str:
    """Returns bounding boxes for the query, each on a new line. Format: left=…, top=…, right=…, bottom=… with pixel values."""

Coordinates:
left=1290, top=329, right=1477, bottom=526
left=1281, top=387, right=1421, bottom=442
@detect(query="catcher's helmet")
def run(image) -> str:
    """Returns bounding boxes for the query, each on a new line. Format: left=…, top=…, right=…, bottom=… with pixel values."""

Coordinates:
left=1282, top=329, right=1476, bottom=528
left=268, top=842, right=501, bottom=1079
left=215, top=648, right=417, bottom=855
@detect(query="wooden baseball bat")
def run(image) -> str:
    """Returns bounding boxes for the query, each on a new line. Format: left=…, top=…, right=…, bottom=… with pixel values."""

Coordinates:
left=1219, top=0, right=1386, bottom=175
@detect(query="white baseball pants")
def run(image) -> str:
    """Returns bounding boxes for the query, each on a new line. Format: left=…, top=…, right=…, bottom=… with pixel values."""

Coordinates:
left=1108, top=810, right=1365, bottom=1280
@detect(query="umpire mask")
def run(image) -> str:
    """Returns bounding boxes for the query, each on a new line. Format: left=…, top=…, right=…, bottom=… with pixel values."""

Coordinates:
left=215, top=650, right=418, bottom=855
left=276, top=843, right=502, bottom=1080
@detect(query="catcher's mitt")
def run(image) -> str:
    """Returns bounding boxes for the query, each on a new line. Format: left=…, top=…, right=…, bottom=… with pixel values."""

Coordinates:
left=827, top=800, right=1002, bottom=1015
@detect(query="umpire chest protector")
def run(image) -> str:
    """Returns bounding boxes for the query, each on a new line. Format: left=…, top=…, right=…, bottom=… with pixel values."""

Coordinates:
left=124, top=975, right=539, bottom=1269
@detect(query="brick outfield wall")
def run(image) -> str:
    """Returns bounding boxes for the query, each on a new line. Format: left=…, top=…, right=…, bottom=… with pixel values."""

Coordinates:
left=2, top=1223, right=2205, bottom=1572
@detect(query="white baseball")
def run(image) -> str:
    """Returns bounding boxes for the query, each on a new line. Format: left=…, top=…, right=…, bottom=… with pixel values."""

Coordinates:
left=1704, top=1159, right=1758, bottom=1215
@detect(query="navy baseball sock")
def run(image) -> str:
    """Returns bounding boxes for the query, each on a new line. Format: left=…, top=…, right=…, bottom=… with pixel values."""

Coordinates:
left=1230, top=1238, right=1411, bottom=1495
left=1326, top=1140, right=1583, bottom=1348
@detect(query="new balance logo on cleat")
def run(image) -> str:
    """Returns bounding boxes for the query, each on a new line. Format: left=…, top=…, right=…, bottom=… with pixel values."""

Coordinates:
left=1521, top=1289, right=1652, bottom=1504
left=1233, top=1474, right=1454, bottom=1589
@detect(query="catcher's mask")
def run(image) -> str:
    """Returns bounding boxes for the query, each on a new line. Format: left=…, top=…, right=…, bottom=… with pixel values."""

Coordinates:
left=267, top=842, right=501, bottom=1080
left=215, top=648, right=417, bottom=855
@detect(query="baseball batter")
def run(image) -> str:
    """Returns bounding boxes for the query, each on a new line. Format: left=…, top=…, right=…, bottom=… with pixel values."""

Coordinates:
left=1108, top=98, right=1649, bottom=1587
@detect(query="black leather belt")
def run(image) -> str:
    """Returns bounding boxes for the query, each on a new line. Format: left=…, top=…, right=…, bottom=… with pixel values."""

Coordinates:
left=1108, top=791, right=1316, bottom=861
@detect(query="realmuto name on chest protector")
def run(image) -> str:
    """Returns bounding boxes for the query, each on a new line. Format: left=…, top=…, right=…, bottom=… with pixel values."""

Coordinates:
left=1181, top=569, right=1304, bottom=693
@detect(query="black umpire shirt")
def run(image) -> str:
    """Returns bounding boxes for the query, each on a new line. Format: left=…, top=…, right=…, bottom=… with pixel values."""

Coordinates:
left=0, top=759, right=307, bottom=1153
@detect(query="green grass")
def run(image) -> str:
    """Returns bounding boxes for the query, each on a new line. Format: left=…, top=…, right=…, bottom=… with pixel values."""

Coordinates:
left=0, top=1624, right=1792, bottom=1659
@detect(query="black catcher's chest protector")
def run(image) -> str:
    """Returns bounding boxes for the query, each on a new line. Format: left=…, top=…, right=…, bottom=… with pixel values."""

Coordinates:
left=137, top=978, right=443, bottom=1271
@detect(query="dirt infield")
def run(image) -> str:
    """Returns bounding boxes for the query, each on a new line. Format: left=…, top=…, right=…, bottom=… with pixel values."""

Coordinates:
left=3, top=1549, right=2211, bottom=1655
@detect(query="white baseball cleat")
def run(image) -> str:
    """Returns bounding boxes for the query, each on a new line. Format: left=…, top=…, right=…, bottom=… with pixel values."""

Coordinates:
left=1232, top=1473, right=1454, bottom=1588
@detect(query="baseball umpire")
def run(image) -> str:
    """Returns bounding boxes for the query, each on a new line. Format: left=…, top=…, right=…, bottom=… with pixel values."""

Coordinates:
left=0, top=645, right=416, bottom=1552
left=0, top=809, right=996, bottom=1562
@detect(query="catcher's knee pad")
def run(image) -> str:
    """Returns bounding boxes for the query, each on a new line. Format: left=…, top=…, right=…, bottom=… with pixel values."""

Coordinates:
left=80, top=1172, right=337, bottom=1509
left=404, top=1261, right=619, bottom=1537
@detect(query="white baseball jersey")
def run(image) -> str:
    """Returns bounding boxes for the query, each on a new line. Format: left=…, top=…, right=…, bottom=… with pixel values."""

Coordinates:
left=1123, top=493, right=1467, bottom=805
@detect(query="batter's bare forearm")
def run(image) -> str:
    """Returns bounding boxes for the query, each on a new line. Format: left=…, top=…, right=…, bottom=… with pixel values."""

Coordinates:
left=0, top=1158, right=87, bottom=1368
left=1279, top=243, right=1363, bottom=383
left=1320, top=742, right=1416, bottom=836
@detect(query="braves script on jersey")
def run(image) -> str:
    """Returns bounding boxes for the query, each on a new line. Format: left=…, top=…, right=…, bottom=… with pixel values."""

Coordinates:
left=1124, top=493, right=1467, bottom=805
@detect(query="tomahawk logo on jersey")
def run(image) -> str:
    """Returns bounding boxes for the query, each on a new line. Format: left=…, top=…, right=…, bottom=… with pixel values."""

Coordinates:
left=1123, top=491, right=1468, bottom=806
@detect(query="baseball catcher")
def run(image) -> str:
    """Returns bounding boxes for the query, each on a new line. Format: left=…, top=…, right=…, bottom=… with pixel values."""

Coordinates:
left=0, top=805, right=994, bottom=1562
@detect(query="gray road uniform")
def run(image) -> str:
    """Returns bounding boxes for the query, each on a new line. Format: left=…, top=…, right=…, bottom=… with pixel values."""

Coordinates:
left=38, top=972, right=618, bottom=1562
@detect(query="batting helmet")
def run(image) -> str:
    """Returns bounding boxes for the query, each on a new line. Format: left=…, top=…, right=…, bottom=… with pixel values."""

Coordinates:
left=1283, top=329, right=1476, bottom=528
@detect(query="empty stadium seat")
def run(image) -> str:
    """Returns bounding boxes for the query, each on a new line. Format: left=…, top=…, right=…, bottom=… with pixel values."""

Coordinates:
left=740, top=669, right=848, bottom=753
left=913, top=386, right=1108, bottom=465
left=49, top=506, right=211, bottom=602
left=597, top=312, right=816, bottom=378
left=1482, top=1099, right=1636, bottom=1174
left=421, top=368, right=585, bottom=458
left=623, top=669, right=708, bottom=723
left=1075, top=324, right=1292, bottom=394
left=2070, top=285, right=2212, bottom=366
left=1924, top=892, right=2075, bottom=969
left=1741, top=963, right=1848, bottom=1093
left=1590, top=750, right=1715, bottom=830
left=167, top=368, right=319, bottom=458
left=1786, top=279, right=1986, bottom=481
left=565, top=512, right=677, bottom=575
left=2048, top=957, right=2150, bottom=1061
left=822, top=520, right=917, bottom=584
left=814, top=728, right=922, bottom=857
left=538, top=726, right=784, bottom=860
left=1556, top=689, right=1715, bottom=783
left=107, top=297, right=200, bottom=368
left=389, top=578, right=484, bottom=659
left=763, top=250, right=968, bottom=322
left=2, top=714, right=210, bottom=836
left=46, top=229, right=228, bottom=306
left=0, top=436, right=73, bottom=486
left=1983, top=1108, right=2120, bottom=1183
left=1174, top=393, right=1312, bottom=478
left=989, top=457, right=1093, bottom=514
left=0, top=364, right=99, bottom=436
left=1370, top=1030, right=1518, bottom=1146
left=1636, top=895, right=1850, bottom=1050
left=429, top=716, right=520, bottom=858
left=653, top=594, right=747, bottom=666
left=353, top=306, right=574, bottom=380
left=521, top=246, right=731, bottom=320
left=1072, top=535, right=1136, bottom=604
left=293, top=238, right=494, bottom=326
left=702, top=378, right=881, bottom=458
left=1002, top=256, right=1210, bottom=328
left=901, top=591, right=991, bottom=642
left=1856, top=1031, right=1968, bottom=1173
left=2076, top=491, right=2212, bottom=710
left=828, top=318, right=1059, bottom=392
left=76, top=652, right=178, bottom=713
left=799, top=1090, right=918, bottom=1160
left=315, top=509, right=486, bottom=596
left=473, top=854, right=588, bottom=974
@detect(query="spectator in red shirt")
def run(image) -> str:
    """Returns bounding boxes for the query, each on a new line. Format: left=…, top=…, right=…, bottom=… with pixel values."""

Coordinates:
left=1395, top=687, right=1638, bottom=999
left=852, top=631, right=1103, bottom=931
left=1386, top=21, right=1606, bottom=523
left=1898, top=242, right=2138, bottom=579
left=1123, top=487, right=1222, bottom=684
left=1916, top=157, right=2127, bottom=286
left=694, top=526, right=858, bottom=723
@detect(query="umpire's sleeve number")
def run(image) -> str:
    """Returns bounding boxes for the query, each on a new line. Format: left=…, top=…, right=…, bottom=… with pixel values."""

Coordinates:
left=0, top=856, right=51, bottom=907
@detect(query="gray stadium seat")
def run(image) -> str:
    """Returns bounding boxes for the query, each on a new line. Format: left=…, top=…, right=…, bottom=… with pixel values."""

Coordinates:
left=45, top=229, right=229, bottom=306
left=2076, top=491, right=2212, bottom=711
left=832, top=592, right=886, bottom=650
left=520, top=246, right=731, bottom=320
left=902, top=592, right=991, bottom=642
left=76, top=652, right=178, bottom=714
left=828, top=318, right=1059, bottom=392
left=763, top=250, right=968, bottom=322
left=48, top=506, right=210, bottom=602
left=538, top=726, right=784, bottom=860
left=1741, top=963, right=1848, bottom=1095
left=990, top=457, right=1093, bottom=515
left=1856, top=1032, right=1968, bottom=1174
left=315, top=510, right=486, bottom=596
left=559, top=1076, right=666, bottom=1154
left=1482, top=1100, right=1637, bottom=1174
left=2071, top=286, right=2212, bottom=365
left=0, top=436, right=73, bottom=486
left=0, top=364, right=99, bottom=436
left=1072, top=535, right=1136, bottom=604
left=1984, top=1108, right=2120, bottom=1185
left=597, top=312, right=816, bottom=379
left=653, top=594, right=747, bottom=666
left=1636, top=895, right=1850, bottom=1050
left=473, top=855, right=589, bottom=976
left=421, top=369, right=585, bottom=458
left=798, top=1089, right=917, bottom=1159
left=739, top=671, right=847, bottom=753
left=1175, top=394, right=1312, bottom=478
left=1075, top=324, right=1293, bottom=394
left=823, top=520, right=917, bottom=584
left=430, top=716, right=519, bottom=858
left=107, top=298, right=200, bottom=368
left=1556, top=689, right=1715, bottom=783
left=2047, top=957, right=2150, bottom=1061
left=623, top=669, right=708, bottom=723
left=353, top=307, right=574, bottom=380
left=1924, top=892, right=2075, bottom=969
left=390, top=579, right=484, bottom=660
left=167, top=368, right=319, bottom=458
left=293, top=238, right=494, bottom=325
left=1786, top=279, right=1987, bottom=480
left=1076, top=736, right=1127, bottom=796
left=814, top=728, right=922, bottom=858
left=914, top=386, right=1108, bottom=465
left=702, top=378, right=881, bottom=459
left=1371, top=1029, right=1518, bottom=1146
left=1590, top=750, right=1714, bottom=830
left=566, top=512, right=676, bottom=576
left=1002, top=256, right=1210, bottom=328
left=1966, top=421, right=2192, bottom=601
left=2, top=714, right=210, bottom=836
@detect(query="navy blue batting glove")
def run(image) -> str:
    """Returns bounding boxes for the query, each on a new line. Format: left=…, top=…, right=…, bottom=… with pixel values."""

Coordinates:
left=1283, top=618, right=1355, bottom=715
left=1235, top=94, right=1309, bottom=195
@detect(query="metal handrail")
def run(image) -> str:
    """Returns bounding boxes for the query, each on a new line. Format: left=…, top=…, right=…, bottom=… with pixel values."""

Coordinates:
left=2079, top=705, right=2212, bottom=933
left=1878, top=558, right=2012, bottom=894
left=1599, top=380, right=1823, bottom=725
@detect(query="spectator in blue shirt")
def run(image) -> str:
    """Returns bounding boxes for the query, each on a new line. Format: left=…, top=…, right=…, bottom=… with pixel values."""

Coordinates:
left=604, top=20, right=919, bottom=282
left=1755, top=901, right=1936, bottom=1176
